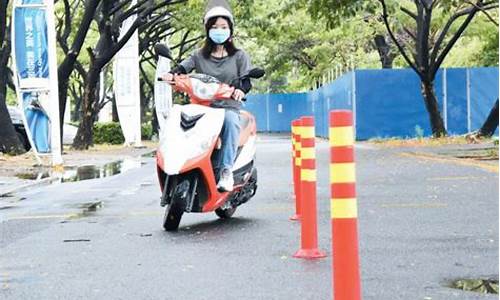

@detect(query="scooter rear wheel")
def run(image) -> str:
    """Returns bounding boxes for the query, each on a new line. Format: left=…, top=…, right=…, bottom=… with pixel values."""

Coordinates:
left=215, top=207, right=237, bottom=219
left=163, top=201, right=184, bottom=231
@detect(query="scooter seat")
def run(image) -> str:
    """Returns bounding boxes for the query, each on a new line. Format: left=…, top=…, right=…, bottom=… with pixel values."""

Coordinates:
left=215, top=112, right=255, bottom=149
left=240, top=114, right=250, bottom=130
left=238, top=111, right=255, bottom=146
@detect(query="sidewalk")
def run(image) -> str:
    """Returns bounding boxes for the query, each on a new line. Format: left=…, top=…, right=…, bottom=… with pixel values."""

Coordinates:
left=0, top=142, right=157, bottom=197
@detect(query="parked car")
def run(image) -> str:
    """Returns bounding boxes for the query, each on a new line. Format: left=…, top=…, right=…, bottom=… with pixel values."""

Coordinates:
left=7, top=106, right=77, bottom=151
left=7, top=105, right=30, bottom=151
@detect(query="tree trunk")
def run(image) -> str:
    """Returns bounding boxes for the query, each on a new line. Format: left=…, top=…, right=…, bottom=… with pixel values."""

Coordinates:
left=0, top=16, right=25, bottom=155
left=374, top=35, right=394, bottom=69
left=140, top=80, right=146, bottom=121
left=72, top=67, right=100, bottom=150
left=0, top=95, right=25, bottom=155
left=112, top=95, right=119, bottom=122
left=152, top=106, right=159, bottom=135
left=0, top=69, right=25, bottom=155
left=71, top=95, right=81, bottom=122
left=421, top=80, right=447, bottom=137
left=57, top=73, right=70, bottom=145
left=478, top=98, right=499, bottom=137
left=57, top=0, right=101, bottom=141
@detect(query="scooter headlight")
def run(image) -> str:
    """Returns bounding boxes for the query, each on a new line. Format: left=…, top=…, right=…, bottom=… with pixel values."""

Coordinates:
left=189, top=134, right=217, bottom=158
left=191, top=78, right=219, bottom=100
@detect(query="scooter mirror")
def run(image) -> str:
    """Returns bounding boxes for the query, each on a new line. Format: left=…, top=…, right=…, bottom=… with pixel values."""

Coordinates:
left=247, top=68, right=265, bottom=79
left=154, top=44, right=173, bottom=60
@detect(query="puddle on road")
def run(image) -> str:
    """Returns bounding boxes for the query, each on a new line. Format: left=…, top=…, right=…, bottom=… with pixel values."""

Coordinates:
left=62, top=161, right=126, bottom=182
left=14, top=157, right=146, bottom=183
left=14, top=172, right=50, bottom=180
left=448, top=278, right=499, bottom=294
left=0, top=205, right=16, bottom=210
left=141, top=151, right=157, bottom=158
left=67, top=201, right=103, bottom=219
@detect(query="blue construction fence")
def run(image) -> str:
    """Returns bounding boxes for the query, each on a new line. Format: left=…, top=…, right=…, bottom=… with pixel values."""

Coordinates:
left=244, top=67, right=499, bottom=139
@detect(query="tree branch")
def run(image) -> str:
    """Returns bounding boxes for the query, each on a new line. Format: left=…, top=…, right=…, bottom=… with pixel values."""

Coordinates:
left=62, top=0, right=72, bottom=42
left=401, top=6, right=417, bottom=20
left=0, top=0, right=8, bottom=47
left=58, top=0, right=101, bottom=79
left=106, top=0, right=185, bottom=61
left=431, top=4, right=486, bottom=76
left=429, top=5, right=476, bottom=69
left=466, top=0, right=499, bottom=25
left=378, top=0, right=421, bottom=77
left=403, top=26, right=417, bottom=41
left=431, top=0, right=444, bottom=9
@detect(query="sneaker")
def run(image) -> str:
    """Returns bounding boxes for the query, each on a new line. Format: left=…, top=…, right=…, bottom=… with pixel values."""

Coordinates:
left=217, top=169, right=234, bottom=192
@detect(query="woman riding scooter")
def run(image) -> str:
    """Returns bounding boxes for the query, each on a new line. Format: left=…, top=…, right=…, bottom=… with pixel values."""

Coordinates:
left=162, top=0, right=252, bottom=193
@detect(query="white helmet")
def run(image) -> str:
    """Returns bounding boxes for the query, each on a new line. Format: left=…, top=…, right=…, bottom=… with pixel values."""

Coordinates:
left=204, top=0, right=234, bottom=25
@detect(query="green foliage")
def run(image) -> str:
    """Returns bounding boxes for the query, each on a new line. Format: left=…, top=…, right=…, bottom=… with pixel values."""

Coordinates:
left=93, top=123, right=125, bottom=145
left=294, top=0, right=377, bottom=28
left=6, top=88, right=17, bottom=106
left=93, top=122, right=154, bottom=144
left=161, top=0, right=498, bottom=93
left=52, top=0, right=498, bottom=97
left=141, top=123, right=153, bottom=140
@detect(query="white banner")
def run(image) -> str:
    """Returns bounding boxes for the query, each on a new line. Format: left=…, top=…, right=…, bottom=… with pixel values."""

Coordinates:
left=155, top=54, right=173, bottom=132
left=113, top=1, right=141, bottom=147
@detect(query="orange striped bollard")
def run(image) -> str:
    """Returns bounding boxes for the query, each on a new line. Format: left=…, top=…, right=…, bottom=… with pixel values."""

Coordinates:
left=293, top=116, right=326, bottom=259
left=290, top=119, right=302, bottom=221
left=329, top=110, right=361, bottom=300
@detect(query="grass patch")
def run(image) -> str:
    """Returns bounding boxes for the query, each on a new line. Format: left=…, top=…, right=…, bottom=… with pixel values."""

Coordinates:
left=368, top=136, right=497, bottom=147
left=449, top=278, right=498, bottom=294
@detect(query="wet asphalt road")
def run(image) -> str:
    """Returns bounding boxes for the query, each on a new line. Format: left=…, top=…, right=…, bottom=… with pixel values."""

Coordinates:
left=0, top=135, right=498, bottom=300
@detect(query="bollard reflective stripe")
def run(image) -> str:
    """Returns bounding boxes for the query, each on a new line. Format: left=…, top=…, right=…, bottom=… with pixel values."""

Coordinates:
left=293, top=116, right=326, bottom=259
left=329, top=126, right=354, bottom=146
left=300, top=169, right=316, bottom=182
left=300, top=148, right=316, bottom=160
left=290, top=119, right=302, bottom=221
left=300, top=127, right=315, bottom=139
left=294, top=125, right=303, bottom=167
left=331, top=198, right=358, bottom=219
left=329, top=110, right=361, bottom=300
left=330, top=163, right=356, bottom=183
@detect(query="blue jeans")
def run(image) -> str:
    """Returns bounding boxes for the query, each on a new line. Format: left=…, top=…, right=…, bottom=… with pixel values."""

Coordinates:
left=216, top=110, right=240, bottom=173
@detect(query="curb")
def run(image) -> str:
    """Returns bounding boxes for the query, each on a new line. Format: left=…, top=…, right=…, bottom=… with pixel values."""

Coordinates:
left=0, top=149, right=157, bottom=198
left=0, top=177, right=60, bottom=198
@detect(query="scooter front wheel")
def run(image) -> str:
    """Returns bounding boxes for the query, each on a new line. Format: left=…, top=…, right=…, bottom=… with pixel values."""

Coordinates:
left=215, top=207, right=237, bottom=219
left=163, top=201, right=184, bottom=231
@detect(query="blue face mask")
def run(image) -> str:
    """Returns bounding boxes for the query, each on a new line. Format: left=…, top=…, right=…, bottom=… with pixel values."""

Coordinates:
left=209, top=28, right=231, bottom=44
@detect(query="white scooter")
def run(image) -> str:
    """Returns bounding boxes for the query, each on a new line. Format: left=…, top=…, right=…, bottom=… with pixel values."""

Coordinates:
left=154, top=44, right=265, bottom=231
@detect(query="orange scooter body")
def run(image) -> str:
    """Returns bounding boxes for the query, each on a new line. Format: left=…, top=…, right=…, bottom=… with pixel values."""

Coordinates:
left=156, top=73, right=258, bottom=228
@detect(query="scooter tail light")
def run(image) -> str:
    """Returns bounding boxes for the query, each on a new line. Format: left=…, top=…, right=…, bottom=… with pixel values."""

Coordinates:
left=156, top=150, right=165, bottom=171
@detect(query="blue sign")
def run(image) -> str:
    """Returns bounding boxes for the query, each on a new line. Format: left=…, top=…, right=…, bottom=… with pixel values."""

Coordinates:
left=23, top=92, right=50, bottom=153
left=14, top=5, right=49, bottom=80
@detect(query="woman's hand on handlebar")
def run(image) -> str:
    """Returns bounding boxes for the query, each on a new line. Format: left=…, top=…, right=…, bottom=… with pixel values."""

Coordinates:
left=232, top=89, right=245, bottom=102
left=160, top=73, right=176, bottom=85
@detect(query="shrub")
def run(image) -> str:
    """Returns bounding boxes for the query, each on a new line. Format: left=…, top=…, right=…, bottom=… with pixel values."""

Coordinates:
left=142, top=123, right=153, bottom=140
left=93, top=122, right=125, bottom=145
